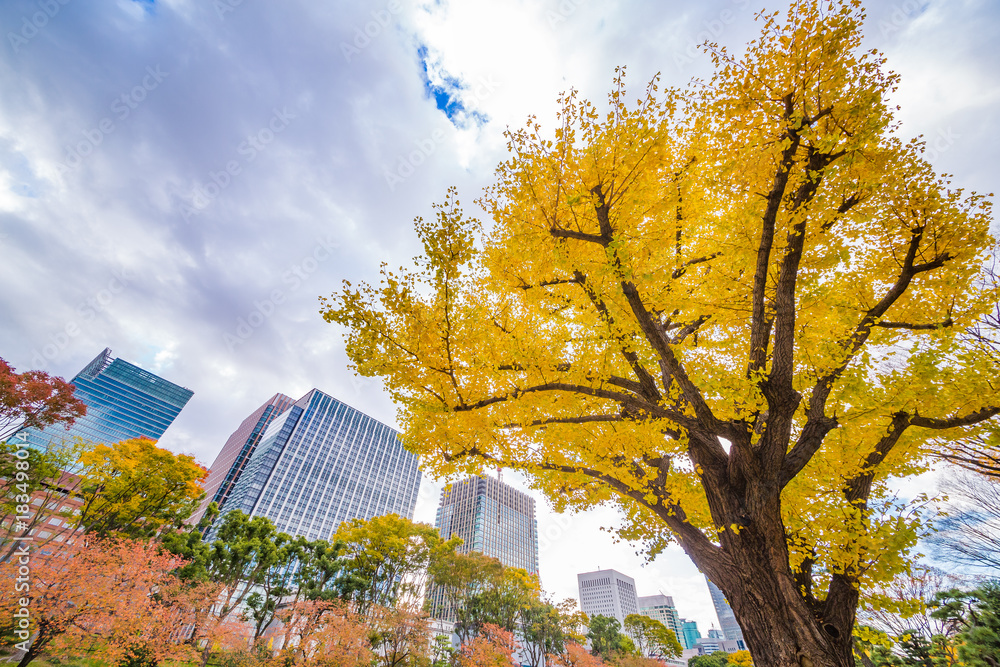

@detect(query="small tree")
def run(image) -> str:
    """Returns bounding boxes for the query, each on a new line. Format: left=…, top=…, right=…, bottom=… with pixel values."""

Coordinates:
left=457, top=623, right=519, bottom=667
left=0, top=538, right=190, bottom=667
left=0, top=357, right=86, bottom=441
left=623, top=614, right=682, bottom=658
left=587, top=615, right=629, bottom=660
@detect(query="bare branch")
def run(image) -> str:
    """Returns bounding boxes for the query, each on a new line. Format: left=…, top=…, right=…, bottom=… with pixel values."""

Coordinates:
left=874, top=319, right=953, bottom=330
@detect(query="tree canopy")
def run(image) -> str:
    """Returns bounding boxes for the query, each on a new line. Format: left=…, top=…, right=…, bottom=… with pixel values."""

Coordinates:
left=322, top=1, right=999, bottom=664
left=0, top=357, right=86, bottom=442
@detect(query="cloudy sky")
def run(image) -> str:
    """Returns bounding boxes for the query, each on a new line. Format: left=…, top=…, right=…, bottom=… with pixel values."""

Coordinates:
left=2, top=0, right=998, bottom=631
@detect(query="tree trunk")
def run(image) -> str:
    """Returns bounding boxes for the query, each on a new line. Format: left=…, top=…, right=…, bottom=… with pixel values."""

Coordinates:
left=16, top=645, right=41, bottom=667
left=684, top=482, right=857, bottom=667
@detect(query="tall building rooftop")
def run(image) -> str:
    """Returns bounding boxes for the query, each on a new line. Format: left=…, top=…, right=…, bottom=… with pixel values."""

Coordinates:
left=578, top=568, right=639, bottom=626
left=215, top=389, right=421, bottom=540
left=13, top=347, right=193, bottom=450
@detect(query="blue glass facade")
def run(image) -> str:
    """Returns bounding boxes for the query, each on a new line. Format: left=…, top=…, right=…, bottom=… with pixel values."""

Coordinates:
left=429, top=475, right=539, bottom=620
left=13, top=348, right=193, bottom=450
left=218, top=389, right=422, bottom=540
left=706, top=575, right=745, bottom=642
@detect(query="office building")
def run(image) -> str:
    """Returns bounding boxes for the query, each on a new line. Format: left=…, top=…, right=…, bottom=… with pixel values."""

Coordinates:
left=12, top=348, right=193, bottom=450
left=191, top=392, right=296, bottom=524
left=706, top=575, right=745, bottom=642
left=217, top=389, right=421, bottom=540
left=428, top=475, right=539, bottom=621
left=680, top=620, right=700, bottom=650
left=578, top=569, right=639, bottom=625
left=638, top=594, right=683, bottom=646
left=435, top=475, right=539, bottom=573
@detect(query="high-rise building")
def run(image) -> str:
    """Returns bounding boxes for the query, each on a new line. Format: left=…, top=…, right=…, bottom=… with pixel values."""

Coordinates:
left=680, top=620, right=700, bottom=650
left=435, top=475, right=539, bottom=573
left=217, top=389, right=421, bottom=540
left=12, top=348, right=193, bottom=450
left=705, top=576, right=745, bottom=642
left=577, top=569, right=639, bottom=626
left=191, top=392, right=296, bottom=524
left=428, top=475, right=540, bottom=621
left=638, top=594, right=683, bottom=646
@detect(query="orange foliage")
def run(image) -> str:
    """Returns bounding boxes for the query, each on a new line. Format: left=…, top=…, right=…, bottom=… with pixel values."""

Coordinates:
left=457, top=623, right=519, bottom=667
left=0, top=537, right=198, bottom=664
left=551, top=643, right=610, bottom=667
left=275, top=598, right=372, bottom=666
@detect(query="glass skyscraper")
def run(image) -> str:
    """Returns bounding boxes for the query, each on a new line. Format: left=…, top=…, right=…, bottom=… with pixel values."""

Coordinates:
left=638, top=594, right=684, bottom=647
left=435, top=475, right=539, bottom=574
left=217, top=389, right=422, bottom=540
left=706, top=575, right=745, bottom=643
left=12, top=348, right=193, bottom=450
left=429, top=475, right=539, bottom=620
left=191, top=392, right=296, bottom=524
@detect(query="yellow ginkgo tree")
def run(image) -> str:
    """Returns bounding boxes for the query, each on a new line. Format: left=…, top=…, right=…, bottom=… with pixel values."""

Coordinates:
left=322, top=1, right=998, bottom=665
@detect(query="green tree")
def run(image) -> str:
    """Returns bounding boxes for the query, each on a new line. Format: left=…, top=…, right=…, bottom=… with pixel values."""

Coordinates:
left=521, top=599, right=567, bottom=667
left=162, top=510, right=289, bottom=665
left=689, top=652, right=731, bottom=667
left=335, top=513, right=455, bottom=618
left=455, top=566, right=539, bottom=643
left=587, top=615, right=628, bottom=659
left=428, top=545, right=503, bottom=621
left=623, top=613, right=682, bottom=658
left=932, top=582, right=1000, bottom=667
left=321, top=1, right=1000, bottom=664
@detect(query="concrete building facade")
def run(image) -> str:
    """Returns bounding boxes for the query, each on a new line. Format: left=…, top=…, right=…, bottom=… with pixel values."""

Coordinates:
left=577, top=569, right=639, bottom=626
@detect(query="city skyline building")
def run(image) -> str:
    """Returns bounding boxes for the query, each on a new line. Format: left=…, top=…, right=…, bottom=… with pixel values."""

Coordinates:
left=680, top=620, right=700, bottom=651
left=705, top=575, right=745, bottom=643
left=435, top=475, right=540, bottom=573
left=191, top=392, right=296, bottom=524
left=429, top=474, right=540, bottom=621
left=638, top=594, right=683, bottom=647
left=577, top=568, right=639, bottom=626
left=12, top=348, right=193, bottom=451
left=217, top=389, right=421, bottom=540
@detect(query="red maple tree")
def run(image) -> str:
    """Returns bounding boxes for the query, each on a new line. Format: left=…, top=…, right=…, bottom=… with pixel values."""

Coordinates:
left=0, top=358, right=86, bottom=441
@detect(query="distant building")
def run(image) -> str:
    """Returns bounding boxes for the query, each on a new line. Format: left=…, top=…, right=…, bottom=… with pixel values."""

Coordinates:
left=577, top=569, right=639, bottom=626
left=435, top=475, right=539, bottom=574
left=428, top=475, right=539, bottom=621
left=680, top=620, right=700, bottom=650
left=695, top=636, right=746, bottom=654
left=638, top=594, right=683, bottom=646
left=705, top=575, right=745, bottom=642
left=12, top=347, right=193, bottom=450
left=191, top=392, right=295, bottom=524
left=216, top=389, right=421, bottom=540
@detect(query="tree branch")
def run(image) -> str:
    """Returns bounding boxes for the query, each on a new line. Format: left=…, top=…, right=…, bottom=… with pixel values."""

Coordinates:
left=780, top=225, right=955, bottom=487
left=874, top=319, right=953, bottom=330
